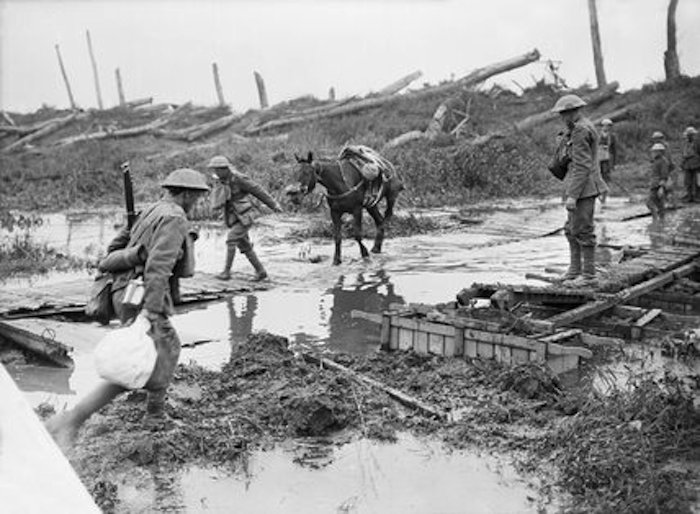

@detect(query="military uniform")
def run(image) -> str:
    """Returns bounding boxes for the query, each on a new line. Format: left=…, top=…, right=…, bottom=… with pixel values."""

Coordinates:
left=106, top=199, right=194, bottom=414
left=646, top=152, right=671, bottom=219
left=598, top=130, right=616, bottom=183
left=563, top=116, right=608, bottom=247
left=681, top=130, right=700, bottom=202
left=208, top=155, right=281, bottom=280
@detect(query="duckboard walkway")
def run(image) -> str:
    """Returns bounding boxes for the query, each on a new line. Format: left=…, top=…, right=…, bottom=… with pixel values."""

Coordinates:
left=0, top=271, right=268, bottom=319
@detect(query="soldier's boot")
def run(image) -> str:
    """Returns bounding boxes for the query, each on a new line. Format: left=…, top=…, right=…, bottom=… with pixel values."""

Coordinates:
left=215, top=246, right=236, bottom=280
left=560, top=240, right=582, bottom=283
left=243, top=248, right=268, bottom=281
left=570, top=245, right=597, bottom=288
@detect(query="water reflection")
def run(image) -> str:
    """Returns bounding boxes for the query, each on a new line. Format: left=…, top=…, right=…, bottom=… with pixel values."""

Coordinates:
left=325, top=270, right=405, bottom=353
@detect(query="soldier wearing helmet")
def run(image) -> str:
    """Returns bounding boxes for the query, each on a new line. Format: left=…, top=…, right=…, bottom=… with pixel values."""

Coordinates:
left=597, top=118, right=617, bottom=208
left=646, top=143, right=672, bottom=221
left=207, top=155, right=282, bottom=281
left=681, top=126, right=700, bottom=202
left=47, top=167, right=210, bottom=443
left=550, top=94, right=608, bottom=287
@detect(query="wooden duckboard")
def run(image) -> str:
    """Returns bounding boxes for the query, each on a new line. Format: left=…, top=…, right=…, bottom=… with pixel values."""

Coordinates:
left=369, top=312, right=591, bottom=375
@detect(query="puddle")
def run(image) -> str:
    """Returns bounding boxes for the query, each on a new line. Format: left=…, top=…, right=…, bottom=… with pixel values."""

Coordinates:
left=113, top=433, right=542, bottom=514
left=4, top=198, right=700, bottom=512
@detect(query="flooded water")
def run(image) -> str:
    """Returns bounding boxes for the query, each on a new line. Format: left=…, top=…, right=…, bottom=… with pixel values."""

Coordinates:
left=4, top=197, right=700, bottom=512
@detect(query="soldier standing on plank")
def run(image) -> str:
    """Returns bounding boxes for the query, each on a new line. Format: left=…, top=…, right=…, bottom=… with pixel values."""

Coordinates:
left=646, top=143, right=672, bottom=221
left=551, top=94, right=609, bottom=287
left=208, top=155, right=282, bottom=281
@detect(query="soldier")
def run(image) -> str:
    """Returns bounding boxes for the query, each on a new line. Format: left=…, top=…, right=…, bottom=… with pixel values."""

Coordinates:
left=651, top=131, right=677, bottom=206
left=597, top=118, right=617, bottom=208
left=681, top=126, right=700, bottom=202
left=646, top=143, right=672, bottom=221
left=46, top=168, right=210, bottom=445
left=208, top=155, right=282, bottom=281
left=551, top=94, right=609, bottom=287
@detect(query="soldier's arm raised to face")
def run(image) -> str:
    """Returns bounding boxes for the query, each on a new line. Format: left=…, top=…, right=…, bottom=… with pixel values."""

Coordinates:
left=566, top=124, right=596, bottom=199
left=142, top=215, right=188, bottom=314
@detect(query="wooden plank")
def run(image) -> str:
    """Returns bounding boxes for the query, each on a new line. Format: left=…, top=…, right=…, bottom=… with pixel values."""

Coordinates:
left=0, top=320, right=73, bottom=367
left=511, top=348, right=530, bottom=363
left=546, top=262, right=697, bottom=328
left=494, top=345, right=512, bottom=364
left=302, top=353, right=447, bottom=420
left=398, top=328, right=414, bottom=351
left=464, top=337, right=477, bottom=359
left=0, top=365, right=101, bottom=513
left=537, top=329, right=582, bottom=343
left=380, top=315, right=391, bottom=350
left=390, top=327, right=400, bottom=350
left=634, top=308, right=662, bottom=327
left=415, top=331, right=429, bottom=355
left=463, top=328, right=547, bottom=354
left=546, top=342, right=593, bottom=359
left=476, top=342, right=494, bottom=358
left=416, top=319, right=455, bottom=337
left=428, top=333, right=445, bottom=355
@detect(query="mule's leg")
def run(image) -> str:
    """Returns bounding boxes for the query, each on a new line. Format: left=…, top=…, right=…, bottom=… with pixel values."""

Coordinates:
left=384, top=189, right=398, bottom=220
left=331, top=209, right=343, bottom=265
left=367, top=205, right=385, bottom=253
left=353, top=207, right=370, bottom=259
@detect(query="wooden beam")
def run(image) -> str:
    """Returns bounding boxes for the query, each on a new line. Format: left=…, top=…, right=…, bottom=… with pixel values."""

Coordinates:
left=254, top=71, right=269, bottom=109
left=86, top=30, right=103, bottom=109
left=301, top=352, right=447, bottom=420
left=377, top=70, right=422, bottom=96
left=115, top=67, right=126, bottom=106
left=546, top=261, right=697, bottom=328
left=2, top=112, right=83, bottom=153
left=54, top=44, right=77, bottom=109
left=187, top=112, right=242, bottom=141
left=212, top=62, right=226, bottom=107
left=0, top=320, right=73, bottom=367
left=633, top=308, right=662, bottom=327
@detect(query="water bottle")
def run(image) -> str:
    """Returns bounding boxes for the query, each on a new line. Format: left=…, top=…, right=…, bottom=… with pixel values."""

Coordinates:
left=123, top=277, right=145, bottom=307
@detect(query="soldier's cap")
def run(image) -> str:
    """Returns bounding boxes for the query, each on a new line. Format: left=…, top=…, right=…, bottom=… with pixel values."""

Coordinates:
left=551, top=94, right=587, bottom=113
left=601, top=118, right=613, bottom=126
left=651, top=143, right=666, bottom=152
left=684, top=126, right=698, bottom=136
left=161, top=168, right=210, bottom=191
left=651, top=131, right=664, bottom=139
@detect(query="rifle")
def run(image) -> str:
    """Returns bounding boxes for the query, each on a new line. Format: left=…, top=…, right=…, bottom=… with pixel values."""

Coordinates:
left=120, top=161, right=136, bottom=229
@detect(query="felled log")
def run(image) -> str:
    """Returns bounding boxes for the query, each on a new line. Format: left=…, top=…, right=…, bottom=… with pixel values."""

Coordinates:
left=592, top=103, right=640, bottom=124
left=187, top=112, right=242, bottom=141
left=247, top=49, right=541, bottom=136
left=2, top=112, right=83, bottom=153
left=468, top=81, right=619, bottom=147
left=1, top=111, right=16, bottom=126
left=377, top=70, right=423, bottom=96
left=383, top=130, right=426, bottom=150
left=124, top=97, right=153, bottom=108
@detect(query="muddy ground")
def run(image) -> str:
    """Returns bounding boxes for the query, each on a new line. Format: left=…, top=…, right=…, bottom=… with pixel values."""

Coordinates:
left=4, top=197, right=700, bottom=513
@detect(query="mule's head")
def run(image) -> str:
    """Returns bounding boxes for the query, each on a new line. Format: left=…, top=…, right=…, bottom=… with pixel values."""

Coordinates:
left=291, top=151, right=317, bottom=196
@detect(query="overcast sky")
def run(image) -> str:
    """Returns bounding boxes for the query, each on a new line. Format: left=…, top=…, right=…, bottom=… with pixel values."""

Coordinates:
left=1, top=0, right=699, bottom=113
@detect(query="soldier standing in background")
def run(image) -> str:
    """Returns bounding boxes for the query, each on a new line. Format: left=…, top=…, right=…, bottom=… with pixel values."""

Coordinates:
left=681, top=126, right=700, bottom=203
left=651, top=131, right=676, bottom=206
left=646, top=143, right=672, bottom=221
left=551, top=94, right=609, bottom=287
left=208, top=155, right=282, bottom=281
left=597, top=118, right=617, bottom=209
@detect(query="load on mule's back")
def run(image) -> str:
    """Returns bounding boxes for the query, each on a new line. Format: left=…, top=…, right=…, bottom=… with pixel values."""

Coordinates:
left=291, top=145, right=403, bottom=265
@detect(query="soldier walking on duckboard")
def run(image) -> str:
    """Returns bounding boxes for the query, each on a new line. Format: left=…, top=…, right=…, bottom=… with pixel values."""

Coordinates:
left=207, top=155, right=282, bottom=281
left=551, top=94, right=609, bottom=287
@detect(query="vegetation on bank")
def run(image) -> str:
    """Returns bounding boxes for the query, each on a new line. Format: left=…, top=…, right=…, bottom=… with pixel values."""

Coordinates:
left=2, top=77, right=699, bottom=213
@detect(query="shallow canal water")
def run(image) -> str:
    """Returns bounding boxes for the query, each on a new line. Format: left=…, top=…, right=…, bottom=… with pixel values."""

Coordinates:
left=4, top=197, right=698, bottom=513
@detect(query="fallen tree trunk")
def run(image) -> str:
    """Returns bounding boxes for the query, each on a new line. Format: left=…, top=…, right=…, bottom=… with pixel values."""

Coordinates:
left=246, top=49, right=541, bottom=136
left=3, top=112, right=83, bottom=153
left=187, top=112, right=242, bottom=141
left=124, top=97, right=153, bottom=108
left=592, top=102, right=640, bottom=124
left=377, top=70, right=423, bottom=96
left=468, top=81, right=619, bottom=147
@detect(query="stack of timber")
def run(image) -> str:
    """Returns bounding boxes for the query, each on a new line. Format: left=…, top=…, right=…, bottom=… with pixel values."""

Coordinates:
left=352, top=304, right=592, bottom=375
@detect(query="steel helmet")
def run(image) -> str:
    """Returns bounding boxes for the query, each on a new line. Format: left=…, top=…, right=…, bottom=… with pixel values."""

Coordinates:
left=207, top=155, right=233, bottom=169
left=161, top=168, right=210, bottom=191
left=684, top=126, right=698, bottom=136
left=651, top=143, right=666, bottom=152
left=651, top=131, right=664, bottom=139
left=551, top=94, right=587, bottom=113
left=601, top=118, right=613, bottom=126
